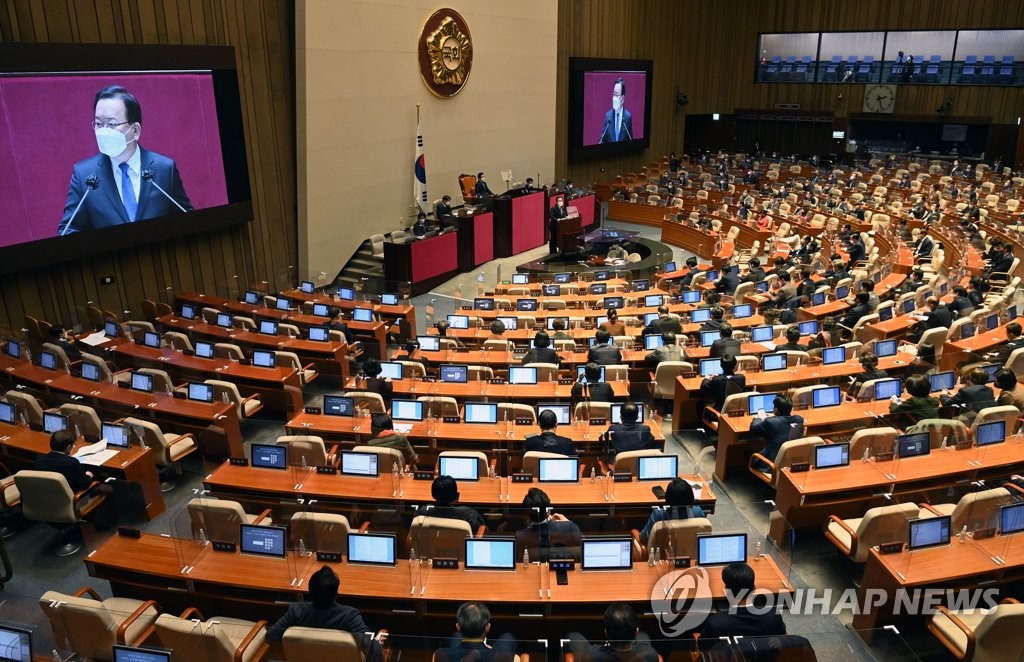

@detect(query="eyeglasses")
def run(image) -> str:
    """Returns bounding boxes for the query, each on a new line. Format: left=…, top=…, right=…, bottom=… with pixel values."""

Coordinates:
left=92, top=120, right=130, bottom=130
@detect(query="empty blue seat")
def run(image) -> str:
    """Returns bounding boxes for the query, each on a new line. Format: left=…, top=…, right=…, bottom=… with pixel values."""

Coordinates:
left=983, top=55, right=996, bottom=65
left=1002, top=55, right=1014, bottom=65
left=925, top=63, right=939, bottom=82
left=961, top=63, right=976, bottom=82
left=964, top=54, right=977, bottom=65
left=929, top=54, right=941, bottom=64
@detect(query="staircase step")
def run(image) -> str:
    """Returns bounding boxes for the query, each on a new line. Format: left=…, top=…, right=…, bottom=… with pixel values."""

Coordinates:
left=350, top=257, right=379, bottom=269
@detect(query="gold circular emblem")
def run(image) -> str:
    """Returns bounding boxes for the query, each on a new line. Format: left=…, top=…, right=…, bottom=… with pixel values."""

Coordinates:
left=419, top=9, right=473, bottom=97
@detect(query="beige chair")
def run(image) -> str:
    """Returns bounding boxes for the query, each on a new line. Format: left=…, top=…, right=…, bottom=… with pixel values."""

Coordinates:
left=437, top=451, right=493, bottom=477
left=232, top=316, right=257, bottom=332
left=573, top=401, right=611, bottom=421
left=351, top=445, right=406, bottom=474
left=213, top=342, right=245, bottom=361
left=41, top=342, right=75, bottom=371
left=204, top=380, right=263, bottom=419
left=14, top=470, right=105, bottom=556
left=122, top=417, right=197, bottom=484
left=854, top=377, right=898, bottom=401
left=525, top=362, right=559, bottom=382
left=650, top=361, right=694, bottom=400
left=467, top=365, right=494, bottom=381
left=276, top=351, right=318, bottom=385
left=929, top=598, right=1024, bottom=662
left=4, top=390, right=44, bottom=428
left=153, top=611, right=268, bottom=662
left=80, top=354, right=116, bottom=383
left=348, top=391, right=386, bottom=413
left=0, top=462, right=20, bottom=537
left=520, top=451, right=574, bottom=475
left=748, top=436, right=820, bottom=490
left=187, top=497, right=272, bottom=545
left=970, top=406, right=1019, bottom=439
left=137, top=368, right=175, bottom=394
left=289, top=512, right=352, bottom=557
left=604, top=364, right=629, bottom=382
left=609, top=449, right=664, bottom=474
left=408, top=515, right=480, bottom=560
left=497, top=403, right=536, bottom=424
left=635, top=517, right=713, bottom=560
left=483, top=339, right=514, bottom=352
left=39, top=587, right=159, bottom=659
left=200, top=307, right=221, bottom=324
left=162, top=331, right=193, bottom=353
left=417, top=396, right=459, bottom=418
left=278, top=323, right=302, bottom=338
left=397, top=360, right=426, bottom=379
left=276, top=435, right=336, bottom=467
left=58, top=403, right=102, bottom=440
left=922, top=487, right=1013, bottom=533
left=282, top=627, right=365, bottom=662
left=370, top=234, right=386, bottom=259
left=907, top=418, right=970, bottom=448
left=849, top=427, right=899, bottom=459
left=825, top=502, right=920, bottom=563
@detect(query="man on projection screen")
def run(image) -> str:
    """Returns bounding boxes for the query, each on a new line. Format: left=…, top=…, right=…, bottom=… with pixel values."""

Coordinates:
left=58, top=85, right=192, bottom=235
left=598, top=77, right=633, bottom=144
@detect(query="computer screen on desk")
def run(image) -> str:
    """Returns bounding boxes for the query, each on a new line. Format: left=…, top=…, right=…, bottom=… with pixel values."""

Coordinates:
left=244, top=291, right=261, bottom=305
left=700, top=358, right=723, bottom=377
left=143, top=331, right=161, bottom=348
left=644, top=294, right=665, bottom=308
left=589, top=283, right=607, bottom=295
left=239, top=524, right=287, bottom=558
left=1000, top=503, right=1024, bottom=535
left=554, top=273, right=572, bottom=284
left=812, top=386, right=842, bottom=409
left=581, top=538, right=633, bottom=570
left=748, top=393, right=778, bottom=415
left=538, top=403, right=570, bottom=426
left=391, top=399, right=423, bottom=421
left=594, top=270, right=610, bottom=281
left=604, top=296, right=624, bottom=309
left=341, top=451, right=379, bottom=477
left=324, top=395, right=354, bottom=416
left=821, top=347, right=846, bottom=365
left=37, top=350, right=60, bottom=369
left=638, top=455, right=677, bottom=480
left=347, top=532, right=397, bottom=566
left=252, top=350, right=275, bottom=368
left=751, top=326, right=774, bottom=343
left=798, top=320, right=818, bottom=336
left=473, top=298, right=495, bottom=311
left=874, top=339, right=897, bottom=358
left=700, top=331, right=721, bottom=347
left=755, top=280, right=770, bottom=293
left=644, top=335, right=663, bottom=350
left=43, top=413, right=68, bottom=434
left=80, top=362, right=102, bottom=382
left=811, top=292, right=826, bottom=306
left=908, top=516, right=950, bottom=550
left=959, top=322, right=976, bottom=340
left=440, top=365, right=469, bottom=383
left=439, top=455, right=480, bottom=481
left=690, top=308, right=711, bottom=323
left=465, top=538, right=516, bottom=570
left=576, top=366, right=606, bottom=383
left=465, top=402, right=497, bottom=424
left=417, top=336, right=440, bottom=352
left=643, top=313, right=660, bottom=326
left=300, top=280, right=315, bottom=294
left=509, top=367, right=538, bottom=384
left=538, top=458, right=579, bottom=483
left=102, top=423, right=130, bottom=449
left=896, top=432, right=930, bottom=458
left=815, top=442, right=849, bottom=469
left=542, top=285, right=560, bottom=297
left=976, top=420, right=1006, bottom=446
left=697, top=533, right=747, bottom=566
left=761, top=353, right=786, bottom=372
left=275, top=297, right=291, bottom=311
left=517, top=299, right=538, bottom=311
left=513, top=273, right=531, bottom=284
left=0, top=402, right=15, bottom=425
left=130, top=372, right=154, bottom=393
left=216, top=313, right=233, bottom=328
left=3, top=340, right=21, bottom=359
left=611, top=402, right=644, bottom=424
left=732, top=304, right=752, bottom=319
left=352, top=307, right=373, bottom=322
left=195, top=341, right=215, bottom=358
left=312, top=303, right=330, bottom=317
left=250, top=443, right=287, bottom=470
left=929, top=371, right=955, bottom=392
left=546, top=317, right=568, bottom=331
left=878, top=305, right=892, bottom=321
left=379, top=362, right=403, bottom=380
left=307, top=327, right=328, bottom=342
left=188, top=382, right=214, bottom=403
left=259, top=320, right=278, bottom=335
left=0, top=625, right=32, bottom=662
left=337, top=287, right=355, bottom=301
left=682, top=290, right=701, bottom=304
left=381, top=293, right=398, bottom=306
left=873, top=379, right=901, bottom=401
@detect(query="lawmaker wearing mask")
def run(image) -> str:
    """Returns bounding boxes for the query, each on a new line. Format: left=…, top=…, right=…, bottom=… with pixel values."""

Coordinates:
left=59, top=85, right=192, bottom=235
left=598, top=77, right=633, bottom=144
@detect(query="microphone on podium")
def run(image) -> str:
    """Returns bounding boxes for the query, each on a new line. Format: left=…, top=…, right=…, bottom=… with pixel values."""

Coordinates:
left=142, top=169, right=188, bottom=213
left=59, top=174, right=100, bottom=237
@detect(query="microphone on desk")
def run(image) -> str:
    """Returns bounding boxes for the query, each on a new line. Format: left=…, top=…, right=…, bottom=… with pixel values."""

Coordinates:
left=598, top=120, right=611, bottom=144
left=59, top=174, right=100, bottom=236
left=622, top=124, right=633, bottom=141
left=142, top=170, right=189, bottom=213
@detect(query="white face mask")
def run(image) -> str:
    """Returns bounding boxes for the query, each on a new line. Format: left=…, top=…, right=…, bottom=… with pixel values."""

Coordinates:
left=612, top=96, right=622, bottom=112
left=95, top=126, right=136, bottom=158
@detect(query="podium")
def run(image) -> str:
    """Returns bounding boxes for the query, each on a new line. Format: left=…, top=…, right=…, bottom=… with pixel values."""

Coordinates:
left=556, top=209, right=583, bottom=253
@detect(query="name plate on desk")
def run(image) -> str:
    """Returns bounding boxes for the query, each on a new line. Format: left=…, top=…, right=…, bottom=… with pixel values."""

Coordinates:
left=955, top=440, right=974, bottom=451
left=213, top=542, right=237, bottom=553
left=550, top=560, right=575, bottom=571
left=172, top=391, right=186, bottom=399
left=413, top=471, right=434, bottom=481
left=789, top=462, right=810, bottom=473
left=572, top=348, right=586, bottom=354
left=489, top=378, right=506, bottom=384
left=316, top=465, right=337, bottom=475
left=514, top=418, right=532, bottom=425
left=875, top=452, right=894, bottom=462
left=316, top=551, right=342, bottom=563
left=305, top=407, right=322, bottom=415
left=590, top=418, right=607, bottom=426
left=443, top=416, right=460, bottom=424
left=674, top=557, right=691, bottom=568
left=973, top=527, right=996, bottom=540
left=559, top=378, right=574, bottom=384
left=229, top=457, right=249, bottom=467
left=512, top=473, right=533, bottom=483
left=613, top=472, right=632, bottom=483
left=878, top=541, right=904, bottom=555
left=117, top=526, right=141, bottom=539
left=433, top=558, right=459, bottom=569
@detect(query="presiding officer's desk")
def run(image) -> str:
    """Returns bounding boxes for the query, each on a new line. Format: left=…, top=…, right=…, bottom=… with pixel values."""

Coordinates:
left=671, top=351, right=919, bottom=430
left=285, top=410, right=662, bottom=474
left=87, top=532, right=789, bottom=634
left=0, top=420, right=165, bottom=520
left=203, top=462, right=716, bottom=528
left=158, top=314, right=351, bottom=384
left=853, top=533, right=1024, bottom=641
left=109, top=338, right=304, bottom=417
left=0, top=353, right=244, bottom=459
left=768, top=439, right=1024, bottom=544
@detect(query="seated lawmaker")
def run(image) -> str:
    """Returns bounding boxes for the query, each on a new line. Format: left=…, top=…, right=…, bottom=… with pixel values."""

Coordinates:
left=750, top=394, right=804, bottom=471
left=324, top=306, right=356, bottom=344
left=605, top=402, right=658, bottom=461
left=699, top=563, right=786, bottom=645
left=599, top=309, right=626, bottom=336
left=359, top=358, right=393, bottom=403
left=434, top=194, right=454, bottom=227
left=639, top=477, right=705, bottom=542
left=646, top=331, right=686, bottom=366
left=524, top=410, right=577, bottom=456
left=642, top=306, right=682, bottom=336
left=700, top=306, right=726, bottom=332
left=776, top=326, right=807, bottom=352
left=606, top=242, right=628, bottom=262
left=588, top=330, right=622, bottom=365
left=847, top=351, right=888, bottom=398
left=48, top=325, right=84, bottom=362
left=522, top=331, right=561, bottom=366
left=715, top=266, right=740, bottom=297
left=699, top=353, right=746, bottom=413
left=266, top=566, right=382, bottom=662
left=709, top=323, right=741, bottom=358
left=515, top=488, right=582, bottom=562
left=417, top=476, right=485, bottom=530
left=940, top=367, right=995, bottom=414
left=889, top=373, right=939, bottom=421
left=565, top=603, right=658, bottom=662
left=436, top=602, right=516, bottom=662
left=993, top=322, right=1024, bottom=365
left=572, top=362, right=615, bottom=402
left=412, top=211, right=429, bottom=237
left=996, top=368, right=1024, bottom=413
left=474, top=172, right=494, bottom=197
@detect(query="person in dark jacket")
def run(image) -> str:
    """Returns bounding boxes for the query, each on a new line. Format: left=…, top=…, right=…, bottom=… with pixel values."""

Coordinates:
left=604, top=402, right=658, bottom=461
left=776, top=326, right=807, bottom=352
left=699, top=563, right=786, bottom=645
left=571, top=362, right=615, bottom=402
left=639, top=477, right=705, bottom=541
left=524, top=410, right=577, bottom=456
left=847, top=351, right=889, bottom=397
left=709, top=323, right=742, bottom=358
left=515, top=487, right=583, bottom=562
left=699, top=353, right=746, bottom=412
left=750, top=394, right=804, bottom=470
left=416, top=476, right=485, bottom=530
left=940, top=367, right=996, bottom=413
left=36, top=429, right=93, bottom=492
left=566, top=603, right=659, bottom=662
left=910, top=297, right=953, bottom=342
left=889, top=373, right=939, bottom=421
left=587, top=330, right=622, bottom=365
left=436, top=602, right=517, bottom=662
left=947, top=286, right=974, bottom=319
left=522, top=331, right=561, bottom=366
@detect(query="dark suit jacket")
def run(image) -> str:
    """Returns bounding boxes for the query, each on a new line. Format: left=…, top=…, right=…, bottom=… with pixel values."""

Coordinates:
left=940, top=384, right=996, bottom=412
left=923, top=305, right=953, bottom=330
left=35, top=452, right=92, bottom=492
left=59, top=148, right=192, bottom=234
left=607, top=423, right=658, bottom=455
left=53, top=338, right=83, bottom=362
left=841, top=302, right=873, bottom=329
left=750, top=414, right=805, bottom=462
left=571, top=381, right=614, bottom=402
left=266, top=601, right=371, bottom=644
left=587, top=344, right=622, bottom=365
left=743, top=267, right=766, bottom=284
left=415, top=504, right=485, bottom=530
left=524, top=430, right=577, bottom=456
left=412, top=220, right=428, bottom=237
left=643, top=316, right=682, bottom=337
left=848, top=368, right=889, bottom=397
left=515, top=520, right=583, bottom=562
left=948, top=296, right=974, bottom=318
left=700, top=607, right=786, bottom=647
left=847, top=240, right=866, bottom=264
left=436, top=638, right=516, bottom=662
left=598, top=107, right=634, bottom=143
left=475, top=179, right=494, bottom=196
left=700, top=373, right=747, bottom=411
left=550, top=204, right=568, bottom=221
left=989, top=253, right=1014, bottom=277
left=915, top=236, right=934, bottom=258
left=716, top=271, right=740, bottom=296
left=709, top=337, right=742, bottom=358
left=522, top=347, right=561, bottom=366
left=995, top=337, right=1024, bottom=364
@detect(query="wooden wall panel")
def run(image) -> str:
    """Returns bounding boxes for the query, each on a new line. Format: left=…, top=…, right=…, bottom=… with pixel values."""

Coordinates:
left=0, top=0, right=295, bottom=334
left=557, top=0, right=1024, bottom=184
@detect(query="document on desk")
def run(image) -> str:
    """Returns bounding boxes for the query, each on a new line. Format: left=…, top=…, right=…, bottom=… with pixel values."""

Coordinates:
left=73, top=440, right=118, bottom=466
left=687, top=480, right=703, bottom=499
left=393, top=423, right=413, bottom=434
left=79, top=331, right=111, bottom=347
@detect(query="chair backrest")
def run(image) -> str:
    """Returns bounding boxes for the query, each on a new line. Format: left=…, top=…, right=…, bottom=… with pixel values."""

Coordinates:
left=604, top=364, right=629, bottom=382
left=205, top=379, right=245, bottom=417
left=612, top=449, right=665, bottom=475
left=347, top=391, right=386, bottom=413
left=573, top=401, right=611, bottom=421
left=467, top=366, right=493, bottom=381
left=521, top=450, right=569, bottom=475
left=483, top=339, right=513, bottom=351
left=652, top=361, right=694, bottom=399
left=58, top=403, right=102, bottom=439
left=398, top=360, right=426, bottom=378
left=122, top=417, right=172, bottom=463
left=648, top=517, right=713, bottom=560
left=417, top=396, right=459, bottom=418
left=852, top=502, right=921, bottom=563
left=907, top=418, right=970, bottom=448
left=137, top=368, right=174, bottom=393
left=971, top=406, right=1019, bottom=437
left=498, top=403, right=536, bottom=424
left=438, top=451, right=489, bottom=476
left=276, top=435, right=329, bottom=466
left=719, top=391, right=758, bottom=417
left=80, top=354, right=113, bottom=383
left=39, top=591, right=124, bottom=660
left=187, top=497, right=250, bottom=544
left=352, top=445, right=405, bottom=474
left=948, top=487, right=1012, bottom=533
left=849, top=427, right=899, bottom=459
left=214, top=343, right=245, bottom=361
left=154, top=614, right=245, bottom=662
left=767, top=437, right=823, bottom=488
left=409, top=515, right=473, bottom=560
left=971, top=603, right=1024, bottom=661
left=283, top=627, right=363, bottom=662
left=14, top=470, right=77, bottom=524
left=289, top=512, right=351, bottom=556
left=5, top=390, right=43, bottom=427
left=525, top=362, right=559, bottom=382
left=162, top=331, right=193, bottom=352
